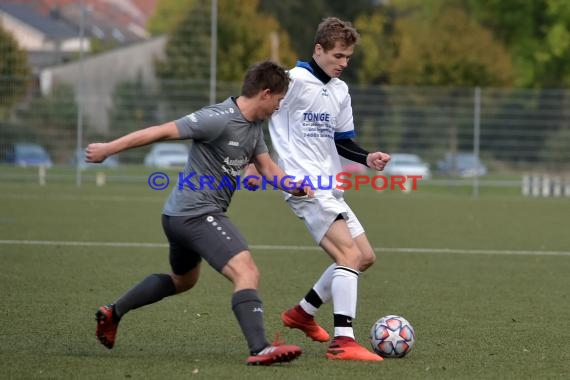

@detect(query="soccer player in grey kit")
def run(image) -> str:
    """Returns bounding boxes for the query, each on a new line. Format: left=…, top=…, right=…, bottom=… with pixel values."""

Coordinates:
left=86, top=61, right=311, bottom=365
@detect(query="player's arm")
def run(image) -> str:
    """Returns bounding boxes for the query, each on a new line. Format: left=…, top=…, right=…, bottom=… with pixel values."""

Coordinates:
left=250, top=152, right=314, bottom=197
left=86, top=121, right=180, bottom=163
left=243, top=163, right=262, bottom=189
left=335, top=138, right=391, bottom=171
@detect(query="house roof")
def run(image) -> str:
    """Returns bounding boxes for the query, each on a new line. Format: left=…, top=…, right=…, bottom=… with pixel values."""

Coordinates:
left=59, top=4, right=146, bottom=43
left=0, top=3, right=77, bottom=39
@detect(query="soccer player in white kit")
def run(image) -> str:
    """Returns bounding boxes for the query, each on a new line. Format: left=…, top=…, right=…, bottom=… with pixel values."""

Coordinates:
left=245, top=17, right=391, bottom=361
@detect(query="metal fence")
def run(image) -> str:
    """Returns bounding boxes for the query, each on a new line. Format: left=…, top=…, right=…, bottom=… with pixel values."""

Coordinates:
left=1, top=75, right=570, bottom=193
left=351, top=85, right=570, bottom=172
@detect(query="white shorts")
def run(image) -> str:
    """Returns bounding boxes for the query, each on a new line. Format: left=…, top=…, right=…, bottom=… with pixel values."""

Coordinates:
left=286, top=189, right=364, bottom=244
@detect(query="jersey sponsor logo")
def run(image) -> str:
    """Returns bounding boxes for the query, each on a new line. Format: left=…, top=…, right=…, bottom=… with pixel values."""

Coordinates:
left=223, top=156, right=248, bottom=166
left=228, top=140, right=240, bottom=146
left=222, top=156, right=249, bottom=176
left=321, top=88, right=329, bottom=97
left=303, top=112, right=331, bottom=122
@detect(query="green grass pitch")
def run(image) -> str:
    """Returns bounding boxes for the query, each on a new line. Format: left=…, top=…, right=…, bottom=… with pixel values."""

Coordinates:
left=1, top=178, right=569, bottom=379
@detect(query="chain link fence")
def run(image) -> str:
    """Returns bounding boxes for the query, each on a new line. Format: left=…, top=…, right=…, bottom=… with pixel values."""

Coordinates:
left=1, top=57, right=570, bottom=195
left=2, top=79, right=569, bottom=167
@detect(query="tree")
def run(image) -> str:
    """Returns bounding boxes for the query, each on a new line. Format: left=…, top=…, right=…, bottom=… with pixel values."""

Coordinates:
left=17, top=84, right=80, bottom=163
left=0, top=26, right=30, bottom=115
left=356, top=7, right=514, bottom=86
left=108, top=75, right=160, bottom=163
left=261, top=0, right=380, bottom=81
left=354, top=11, right=394, bottom=85
left=260, top=0, right=330, bottom=58
left=462, top=0, right=570, bottom=88
left=354, top=5, right=515, bottom=160
left=155, top=0, right=296, bottom=83
left=147, top=0, right=195, bottom=35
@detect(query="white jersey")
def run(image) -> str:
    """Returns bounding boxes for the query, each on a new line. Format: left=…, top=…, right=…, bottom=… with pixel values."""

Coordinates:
left=269, top=61, right=356, bottom=191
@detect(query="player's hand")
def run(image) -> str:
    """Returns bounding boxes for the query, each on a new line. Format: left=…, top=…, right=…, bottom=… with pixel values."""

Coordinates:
left=85, top=143, right=111, bottom=163
left=290, top=180, right=315, bottom=197
left=367, top=151, right=391, bottom=171
left=243, top=164, right=261, bottom=190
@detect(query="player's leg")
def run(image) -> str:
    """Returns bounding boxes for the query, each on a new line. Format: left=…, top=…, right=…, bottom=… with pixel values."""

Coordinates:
left=343, top=202, right=376, bottom=271
left=281, top=262, right=334, bottom=342
left=282, top=195, right=373, bottom=343
left=287, top=204, right=375, bottom=317
left=197, top=214, right=301, bottom=365
left=319, top=219, right=382, bottom=361
left=95, top=214, right=202, bottom=349
left=280, top=195, right=341, bottom=342
left=95, top=267, right=199, bottom=349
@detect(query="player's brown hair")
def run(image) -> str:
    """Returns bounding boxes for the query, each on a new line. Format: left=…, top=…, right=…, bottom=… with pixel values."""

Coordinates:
left=241, top=60, right=290, bottom=98
left=314, top=17, right=360, bottom=51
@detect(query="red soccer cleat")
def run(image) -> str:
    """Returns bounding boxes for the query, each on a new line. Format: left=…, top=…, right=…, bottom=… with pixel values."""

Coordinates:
left=281, top=306, right=330, bottom=342
left=326, top=336, right=383, bottom=361
left=95, top=304, right=119, bottom=349
left=246, top=342, right=302, bottom=365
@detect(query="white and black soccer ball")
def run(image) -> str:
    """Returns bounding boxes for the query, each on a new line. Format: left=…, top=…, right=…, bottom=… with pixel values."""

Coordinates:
left=370, top=315, right=415, bottom=358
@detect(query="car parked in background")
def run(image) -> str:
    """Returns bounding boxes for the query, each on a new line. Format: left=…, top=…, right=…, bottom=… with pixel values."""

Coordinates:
left=144, top=143, right=189, bottom=168
left=437, top=152, right=488, bottom=177
left=383, top=153, right=431, bottom=180
left=0, top=142, right=53, bottom=168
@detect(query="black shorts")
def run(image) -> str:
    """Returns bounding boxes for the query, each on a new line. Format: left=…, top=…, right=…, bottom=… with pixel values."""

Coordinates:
left=161, top=213, right=249, bottom=275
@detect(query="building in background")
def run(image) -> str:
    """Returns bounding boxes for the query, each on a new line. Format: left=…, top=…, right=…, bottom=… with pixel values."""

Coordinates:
left=0, top=2, right=87, bottom=71
left=0, top=0, right=161, bottom=134
left=0, top=0, right=157, bottom=71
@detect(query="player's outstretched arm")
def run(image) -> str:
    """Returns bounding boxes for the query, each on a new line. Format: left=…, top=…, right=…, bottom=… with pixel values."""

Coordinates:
left=335, top=138, right=390, bottom=171
left=86, top=121, right=180, bottom=163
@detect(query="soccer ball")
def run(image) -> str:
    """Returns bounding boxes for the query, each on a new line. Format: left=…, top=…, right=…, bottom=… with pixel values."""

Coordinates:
left=370, top=315, right=415, bottom=358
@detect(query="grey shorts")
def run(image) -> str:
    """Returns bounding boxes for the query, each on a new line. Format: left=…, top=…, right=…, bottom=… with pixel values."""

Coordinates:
left=161, top=213, right=249, bottom=274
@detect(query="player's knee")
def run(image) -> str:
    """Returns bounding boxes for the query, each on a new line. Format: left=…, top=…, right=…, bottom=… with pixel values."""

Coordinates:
left=240, top=262, right=260, bottom=283
left=359, top=250, right=376, bottom=271
left=227, top=258, right=260, bottom=288
left=172, top=272, right=199, bottom=293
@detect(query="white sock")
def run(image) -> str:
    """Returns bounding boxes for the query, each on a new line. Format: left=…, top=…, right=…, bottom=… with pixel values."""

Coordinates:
left=331, top=265, right=359, bottom=339
left=313, top=263, right=335, bottom=304
left=299, top=299, right=318, bottom=315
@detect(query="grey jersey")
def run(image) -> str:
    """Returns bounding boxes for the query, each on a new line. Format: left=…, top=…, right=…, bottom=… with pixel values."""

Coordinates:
left=163, top=97, right=268, bottom=217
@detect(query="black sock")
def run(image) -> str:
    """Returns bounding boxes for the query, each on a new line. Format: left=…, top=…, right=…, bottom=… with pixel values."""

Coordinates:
left=304, top=288, right=324, bottom=309
left=334, top=313, right=354, bottom=328
left=231, top=289, right=269, bottom=355
left=113, top=273, right=176, bottom=319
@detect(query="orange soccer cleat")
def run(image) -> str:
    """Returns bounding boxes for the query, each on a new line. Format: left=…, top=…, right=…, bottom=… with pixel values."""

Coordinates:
left=326, top=336, right=383, bottom=361
left=246, top=342, right=302, bottom=365
left=95, top=304, right=120, bottom=349
left=281, top=306, right=330, bottom=342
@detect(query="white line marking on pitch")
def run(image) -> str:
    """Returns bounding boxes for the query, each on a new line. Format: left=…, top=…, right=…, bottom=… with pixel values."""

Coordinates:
left=0, top=240, right=569, bottom=256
